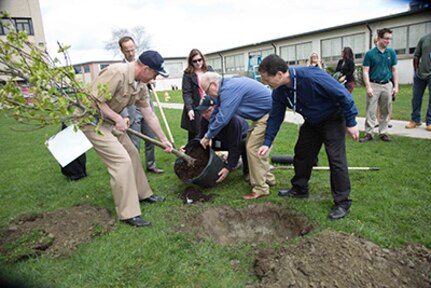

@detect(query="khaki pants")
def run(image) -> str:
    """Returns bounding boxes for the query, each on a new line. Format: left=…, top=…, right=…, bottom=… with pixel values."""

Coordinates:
left=246, top=114, right=275, bottom=195
left=82, top=123, right=153, bottom=220
left=365, top=82, right=393, bottom=135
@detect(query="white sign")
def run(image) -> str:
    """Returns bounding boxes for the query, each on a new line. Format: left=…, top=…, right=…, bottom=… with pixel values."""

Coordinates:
left=46, top=125, right=93, bottom=167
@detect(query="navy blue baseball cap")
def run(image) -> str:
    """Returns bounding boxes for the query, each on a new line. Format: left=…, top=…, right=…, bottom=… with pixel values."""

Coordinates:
left=196, top=96, right=218, bottom=111
left=138, top=50, right=169, bottom=78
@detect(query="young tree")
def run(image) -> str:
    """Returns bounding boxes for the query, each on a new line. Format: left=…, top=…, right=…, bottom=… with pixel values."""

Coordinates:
left=104, top=26, right=152, bottom=58
left=0, top=11, right=106, bottom=129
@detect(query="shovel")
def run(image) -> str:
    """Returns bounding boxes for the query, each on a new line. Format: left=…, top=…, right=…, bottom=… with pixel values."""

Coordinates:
left=126, top=128, right=195, bottom=166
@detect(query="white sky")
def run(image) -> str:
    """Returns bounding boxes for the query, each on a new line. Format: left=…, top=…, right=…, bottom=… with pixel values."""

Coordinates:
left=38, top=0, right=410, bottom=65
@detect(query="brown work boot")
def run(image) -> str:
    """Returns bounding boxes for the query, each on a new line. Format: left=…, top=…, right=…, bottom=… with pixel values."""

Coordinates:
left=405, top=121, right=421, bottom=129
left=359, top=133, right=373, bottom=143
left=426, top=124, right=431, bottom=131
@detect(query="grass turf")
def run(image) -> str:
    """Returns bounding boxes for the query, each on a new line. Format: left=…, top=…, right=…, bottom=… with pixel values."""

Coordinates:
left=0, top=86, right=430, bottom=287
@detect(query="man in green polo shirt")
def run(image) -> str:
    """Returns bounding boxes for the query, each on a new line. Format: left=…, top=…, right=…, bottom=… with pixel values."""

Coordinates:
left=360, top=28, right=399, bottom=142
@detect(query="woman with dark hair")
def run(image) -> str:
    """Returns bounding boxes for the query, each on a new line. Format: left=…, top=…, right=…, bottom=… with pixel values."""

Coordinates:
left=181, top=48, right=212, bottom=141
left=335, top=47, right=356, bottom=93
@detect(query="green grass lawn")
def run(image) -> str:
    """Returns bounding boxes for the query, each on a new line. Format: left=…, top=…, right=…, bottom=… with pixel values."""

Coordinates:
left=0, top=93, right=430, bottom=287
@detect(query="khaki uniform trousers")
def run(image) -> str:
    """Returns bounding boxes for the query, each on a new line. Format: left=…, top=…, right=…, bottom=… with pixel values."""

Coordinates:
left=365, top=82, right=393, bottom=136
left=246, top=113, right=276, bottom=195
left=82, top=123, right=153, bottom=220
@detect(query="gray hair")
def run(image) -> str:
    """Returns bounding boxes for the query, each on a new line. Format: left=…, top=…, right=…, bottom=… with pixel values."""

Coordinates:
left=199, top=71, right=221, bottom=93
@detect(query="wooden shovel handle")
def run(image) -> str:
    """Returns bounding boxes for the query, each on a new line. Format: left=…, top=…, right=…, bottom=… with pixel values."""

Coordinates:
left=126, top=128, right=195, bottom=166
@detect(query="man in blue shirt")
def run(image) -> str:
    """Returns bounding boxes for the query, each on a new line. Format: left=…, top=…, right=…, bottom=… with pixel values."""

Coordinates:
left=361, top=28, right=399, bottom=142
left=257, top=54, right=359, bottom=220
left=199, top=72, right=275, bottom=200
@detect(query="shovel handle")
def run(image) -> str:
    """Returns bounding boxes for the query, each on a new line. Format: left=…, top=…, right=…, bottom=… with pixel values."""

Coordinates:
left=126, top=128, right=195, bottom=166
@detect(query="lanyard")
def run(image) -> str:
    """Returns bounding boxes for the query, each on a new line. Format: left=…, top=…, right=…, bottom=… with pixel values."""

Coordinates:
left=287, top=68, right=300, bottom=128
left=287, top=68, right=297, bottom=113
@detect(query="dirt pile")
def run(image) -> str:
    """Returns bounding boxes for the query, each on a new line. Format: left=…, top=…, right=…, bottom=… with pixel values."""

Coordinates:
left=181, top=203, right=313, bottom=245
left=179, top=186, right=214, bottom=204
left=0, top=205, right=115, bottom=262
left=252, top=230, right=431, bottom=288
left=175, top=143, right=209, bottom=181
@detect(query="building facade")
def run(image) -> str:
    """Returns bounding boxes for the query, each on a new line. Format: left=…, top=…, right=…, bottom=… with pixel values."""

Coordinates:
left=205, top=7, right=431, bottom=84
left=0, top=0, right=46, bottom=49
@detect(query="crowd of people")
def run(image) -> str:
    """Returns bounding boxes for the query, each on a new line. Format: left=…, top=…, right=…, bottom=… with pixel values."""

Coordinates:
left=80, top=30, right=430, bottom=227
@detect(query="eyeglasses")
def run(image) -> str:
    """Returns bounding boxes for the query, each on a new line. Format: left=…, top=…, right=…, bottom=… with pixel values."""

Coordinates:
left=382, top=37, right=392, bottom=41
left=205, top=82, right=214, bottom=95
left=192, top=58, right=203, bottom=64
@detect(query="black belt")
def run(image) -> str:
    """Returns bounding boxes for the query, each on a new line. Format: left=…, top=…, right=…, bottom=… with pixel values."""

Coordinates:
left=370, top=79, right=389, bottom=84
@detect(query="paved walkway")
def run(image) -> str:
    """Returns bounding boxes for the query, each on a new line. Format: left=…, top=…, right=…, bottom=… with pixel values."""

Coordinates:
left=157, top=103, right=431, bottom=140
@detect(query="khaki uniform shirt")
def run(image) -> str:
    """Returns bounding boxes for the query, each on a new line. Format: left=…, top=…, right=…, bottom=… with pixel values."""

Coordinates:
left=91, top=63, right=150, bottom=112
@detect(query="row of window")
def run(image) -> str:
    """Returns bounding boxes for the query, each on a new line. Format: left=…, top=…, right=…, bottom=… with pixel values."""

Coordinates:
left=0, top=17, right=34, bottom=35
left=207, top=21, right=431, bottom=72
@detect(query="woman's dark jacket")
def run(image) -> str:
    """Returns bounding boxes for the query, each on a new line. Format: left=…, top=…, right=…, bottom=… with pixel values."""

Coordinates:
left=181, top=72, right=201, bottom=133
left=335, top=59, right=355, bottom=83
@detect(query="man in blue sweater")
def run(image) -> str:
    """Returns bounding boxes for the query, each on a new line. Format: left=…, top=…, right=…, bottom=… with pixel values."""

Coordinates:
left=257, top=54, right=359, bottom=220
left=199, top=72, right=275, bottom=199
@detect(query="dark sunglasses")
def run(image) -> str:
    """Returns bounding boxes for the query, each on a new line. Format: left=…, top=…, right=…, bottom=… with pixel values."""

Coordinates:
left=192, top=58, right=203, bottom=63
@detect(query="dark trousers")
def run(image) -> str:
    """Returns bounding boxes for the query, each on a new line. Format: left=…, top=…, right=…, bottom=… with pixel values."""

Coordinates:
left=291, top=114, right=351, bottom=208
left=213, top=138, right=249, bottom=175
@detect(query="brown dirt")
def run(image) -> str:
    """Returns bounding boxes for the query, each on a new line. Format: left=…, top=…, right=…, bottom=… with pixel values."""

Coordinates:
left=178, top=186, right=215, bottom=204
left=0, top=205, right=115, bottom=262
left=179, top=203, right=314, bottom=245
left=251, top=230, right=431, bottom=288
left=174, top=143, right=209, bottom=181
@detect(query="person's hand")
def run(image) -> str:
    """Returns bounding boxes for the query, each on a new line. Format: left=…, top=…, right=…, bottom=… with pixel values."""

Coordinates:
left=200, top=137, right=211, bottom=149
left=124, top=117, right=130, bottom=128
left=366, top=86, right=374, bottom=97
left=257, top=145, right=270, bottom=157
left=162, top=140, right=173, bottom=153
left=392, top=86, right=398, bottom=98
left=216, top=167, right=230, bottom=183
left=188, top=110, right=195, bottom=121
left=115, top=118, right=128, bottom=132
left=347, top=125, right=359, bottom=141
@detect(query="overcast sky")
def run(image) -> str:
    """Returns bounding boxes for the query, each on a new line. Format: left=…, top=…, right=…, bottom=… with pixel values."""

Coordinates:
left=39, top=0, right=410, bottom=64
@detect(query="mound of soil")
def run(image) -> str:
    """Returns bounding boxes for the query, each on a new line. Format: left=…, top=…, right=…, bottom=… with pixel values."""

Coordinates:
left=180, top=203, right=313, bottom=245
left=179, top=186, right=214, bottom=204
left=252, top=230, right=431, bottom=288
left=0, top=205, right=115, bottom=262
left=174, top=143, right=209, bottom=181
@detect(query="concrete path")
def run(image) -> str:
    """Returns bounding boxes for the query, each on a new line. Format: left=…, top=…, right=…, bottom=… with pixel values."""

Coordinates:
left=158, top=103, right=431, bottom=140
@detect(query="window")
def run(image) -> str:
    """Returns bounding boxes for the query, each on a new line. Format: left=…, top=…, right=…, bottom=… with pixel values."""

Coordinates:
left=225, top=53, right=244, bottom=73
left=408, top=21, right=431, bottom=54
left=321, top=33, right=365, bottom=64
left=164, top=62, right=183, bottom=78
left=322, top=37, right=342, bottom=64
left=83, top=65, right=90, bottom=73
left=389, top=22, right=431, bottom=55
left=391, top=26, right=408, bottom=55
left=0, top=18, right=34, bottom=35
left=207, top=57, right=222, bottom=73
left=73, top=66, right=82, bottom=74
left=280, top=45, right=296, bottom=65
left=100, top=64, right=110, bottom=70
left=342, top=33, right=366, bottom=59
left=280, top=42, right=312, bottom=66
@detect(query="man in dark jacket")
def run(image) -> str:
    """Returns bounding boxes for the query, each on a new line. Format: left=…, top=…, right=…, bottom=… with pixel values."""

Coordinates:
left=257, top=54, right=359, bottom=220
left=196, top=96, right=249, bottom=183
